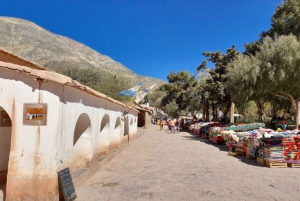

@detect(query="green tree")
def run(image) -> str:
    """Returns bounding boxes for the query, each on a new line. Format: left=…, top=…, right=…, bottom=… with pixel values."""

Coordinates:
left=164, top=101, right=179, bottom=118
left=161, top=70, right=198, bottom=116
left=226, top=53, right=270, bottom=119
left=245, top=0, right=300, bottom=56
left=256, top=35, right=300, bottom=125
left=57, top=67, right=133, bottom=102
left=228, top=35, right=300, bottom=125
left=271, top=0, right=300, bottom=37
left=202, top=46, right=240, bottom=121
left=146, top=90, right=166, bottom=107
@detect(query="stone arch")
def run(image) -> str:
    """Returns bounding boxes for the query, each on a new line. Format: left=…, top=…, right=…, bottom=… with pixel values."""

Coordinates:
left=124, top=116, right=130, bottom=137
left=0, top=106, right=12, bottom=199
left=113, top=117, right=122, bottom=149
left=115, top=117, right=121, bottom=129
left=73, top=113, right=93, bottom=171
left=100, top=114, right=110, bottom=133
left=99, top=114, right=110, bottom=156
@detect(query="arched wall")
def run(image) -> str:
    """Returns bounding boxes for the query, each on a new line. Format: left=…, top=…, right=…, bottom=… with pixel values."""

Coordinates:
left=0, top=69, right=61, bottom=200
left=99, top=113, right=110, bottom=156
left=0, top=65, right=139, bottom=200
left=73, top=113, right=93, bottom=170
left=122, top=116, right=130, bottom=144
left=0, top=106, right=12, bottom=183
left=124, top=116, right=129, bottom=136
left=130, top=118, right=134, bottom=126
left=124, top=114, right=137, bottom=142
left=113, top=117, right=122, bottom=149
left=131, top=115, right=137, bottom=134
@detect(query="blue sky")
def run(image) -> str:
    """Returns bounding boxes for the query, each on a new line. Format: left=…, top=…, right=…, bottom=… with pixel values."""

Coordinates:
left=0, top=0, right=281, bottom=81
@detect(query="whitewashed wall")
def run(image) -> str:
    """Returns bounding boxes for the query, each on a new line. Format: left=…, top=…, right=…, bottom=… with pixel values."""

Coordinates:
left=0, top=67, right=138, bottom=200
left=0, top=107, right=11, bottom=172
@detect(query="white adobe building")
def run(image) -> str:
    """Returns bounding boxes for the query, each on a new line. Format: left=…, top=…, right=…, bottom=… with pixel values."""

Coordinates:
left=0, top=49, right=139, bottom=200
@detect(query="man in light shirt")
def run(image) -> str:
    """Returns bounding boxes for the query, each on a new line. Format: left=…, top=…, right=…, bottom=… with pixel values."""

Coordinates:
left=169, top=119, right=176, bottom=134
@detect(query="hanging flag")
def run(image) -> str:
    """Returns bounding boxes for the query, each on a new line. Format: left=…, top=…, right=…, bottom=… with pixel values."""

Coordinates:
left=134, top=84, right=157, bottom=104
left=119, top=81, right=143, bottom=97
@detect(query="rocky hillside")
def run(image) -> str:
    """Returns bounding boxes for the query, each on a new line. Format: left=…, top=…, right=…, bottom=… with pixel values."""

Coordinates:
left=0, top=17, right=165, bottom=88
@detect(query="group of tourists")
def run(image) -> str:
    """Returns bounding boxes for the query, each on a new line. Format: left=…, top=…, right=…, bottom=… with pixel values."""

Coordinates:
left=157, top=118, right=182, bottom=133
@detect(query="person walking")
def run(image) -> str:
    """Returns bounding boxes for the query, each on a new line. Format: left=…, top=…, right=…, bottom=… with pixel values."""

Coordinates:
left=170, top=119, right=176, bottom=134
left=167, top=119, right=171, bottom=130
left=177, top=118, right=182, bottom=132
left=175, top=118, right=179, bottom=132
left=160, top=118, right=164, bottom=131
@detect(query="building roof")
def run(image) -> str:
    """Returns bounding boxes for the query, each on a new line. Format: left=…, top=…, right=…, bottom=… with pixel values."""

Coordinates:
left=135, top=107, right=153, bottom=115
left=0, top=48, right=48, bottom=70
left=0, top=60, right=138, bottom=112
left=133, top=103, right=153, bottom=114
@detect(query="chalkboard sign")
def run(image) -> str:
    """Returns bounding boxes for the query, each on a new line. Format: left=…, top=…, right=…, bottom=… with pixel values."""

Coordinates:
left=58, top=168, right=77, bottom=201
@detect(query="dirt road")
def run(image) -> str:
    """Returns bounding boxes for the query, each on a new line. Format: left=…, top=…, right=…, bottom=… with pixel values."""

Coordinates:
left=76, top=124, right=299, bottom=201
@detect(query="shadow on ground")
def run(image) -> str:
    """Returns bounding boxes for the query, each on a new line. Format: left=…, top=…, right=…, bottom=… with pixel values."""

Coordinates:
left=181, top=133, right=202, bottom=141
left=162, top=129, right=181, bottom=134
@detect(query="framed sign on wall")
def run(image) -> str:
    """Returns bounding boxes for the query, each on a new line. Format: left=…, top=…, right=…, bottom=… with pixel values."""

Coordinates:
left=23, top=103, right=47, bottom=126
left=1, top=111, right=12, bottom=127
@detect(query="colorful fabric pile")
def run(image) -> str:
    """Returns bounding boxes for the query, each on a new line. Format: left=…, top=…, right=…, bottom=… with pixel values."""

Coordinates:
left=188, top=122, right=202, bottom=135
left=246, top=131, right=262, bottom=158
left=225, top=123, right=265, bottom=132
left=208, top=126, right=225, bottom=143
left=295, top=137, right=300, bottom=163
left=235, top=132, right=249, bottom=154
left=221, top=130, right=235, bottom=141
left=235, top=141, right=244, bottom=153
left=240, top=133, right=250, bottom=154
left=264, top=147, right=285, bottom=162
left=282, top=138, right=299, bottom=163
left=261, top=138, right=285, bottom=162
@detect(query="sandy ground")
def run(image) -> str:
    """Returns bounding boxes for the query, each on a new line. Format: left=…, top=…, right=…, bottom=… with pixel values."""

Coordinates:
left=2, top=124, right=299, bottom=201
left=76, top=124, right=300, bottom=201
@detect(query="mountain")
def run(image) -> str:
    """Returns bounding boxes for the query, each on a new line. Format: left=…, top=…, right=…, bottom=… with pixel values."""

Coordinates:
left=0, top=17, right=165, bottom=88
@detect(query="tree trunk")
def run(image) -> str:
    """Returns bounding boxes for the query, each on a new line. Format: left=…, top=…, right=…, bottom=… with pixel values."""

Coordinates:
left=202, top=97, right=205, bottom=120
left=223, top=101, right=231, bottom=121
left=289, top=97, right=298, bottom=129
left=255, top=100, right=265, bottom=121
left=296, top=100, right=299, bottom=130
left=272, top=103, right=276, bottom=118
left=293, top=97, right=300, bottom=130
left=230, top=101, right=235, bottom=123
left=212, top=104, right=216, bottom=122
left=215, top=105, right=218, bottom=122
left=277, top=91, right=298, bottom=129
left=205, top=100, right=210, bottom=122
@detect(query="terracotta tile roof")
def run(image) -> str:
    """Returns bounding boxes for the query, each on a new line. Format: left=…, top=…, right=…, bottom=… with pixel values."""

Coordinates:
left=0, top=61, right=138, bottom=112
left=0, top=48, right=48, bottom=70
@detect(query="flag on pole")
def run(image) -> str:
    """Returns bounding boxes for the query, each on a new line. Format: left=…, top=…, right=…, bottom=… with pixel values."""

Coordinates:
left=119, top=81, right=143, bottom=97
left=134, top=84, right=157, bottom=104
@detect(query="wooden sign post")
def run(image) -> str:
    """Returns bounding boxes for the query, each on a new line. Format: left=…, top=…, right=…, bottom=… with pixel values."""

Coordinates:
left=58, top=168, right=77, bottom=201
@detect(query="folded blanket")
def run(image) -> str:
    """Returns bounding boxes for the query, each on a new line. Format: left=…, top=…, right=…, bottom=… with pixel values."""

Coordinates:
left=265, top=159, right=285, bottom=162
